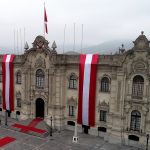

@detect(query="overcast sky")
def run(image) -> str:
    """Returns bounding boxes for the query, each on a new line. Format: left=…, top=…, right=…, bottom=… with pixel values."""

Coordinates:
left=0, top=0, right=150, bottom=52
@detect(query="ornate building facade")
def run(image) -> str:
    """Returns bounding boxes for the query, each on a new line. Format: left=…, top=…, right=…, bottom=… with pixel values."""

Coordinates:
left=0, top=32, right=150, bottom=148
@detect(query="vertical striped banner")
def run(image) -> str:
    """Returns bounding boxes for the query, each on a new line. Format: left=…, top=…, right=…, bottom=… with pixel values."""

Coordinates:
left=77, top=54, right=99, bottom=126
left=2, top=54, right=15, bottom=111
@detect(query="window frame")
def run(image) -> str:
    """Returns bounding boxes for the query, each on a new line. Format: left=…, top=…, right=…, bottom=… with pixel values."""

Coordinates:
left=16, top=98, right=21, bottom=108
left=101, top=77, right=110, bottom=92
left=16, top=72, right=22, bottom=84
left=69, top=74, right=77, bottom=89
left=130, top=110, right=141, bottom=131
left=100, top=110, right=107, bottom=122
left=36, top=69, right=45, bottom=89
left=132, top=75, right=144, bottom=99
left=69, top=105, right=75, bottom=116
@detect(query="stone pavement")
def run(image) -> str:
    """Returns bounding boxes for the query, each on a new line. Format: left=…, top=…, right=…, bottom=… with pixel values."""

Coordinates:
left=0, top=115, right=143, bottom=150
left=0, top=126, right=142, bottom=150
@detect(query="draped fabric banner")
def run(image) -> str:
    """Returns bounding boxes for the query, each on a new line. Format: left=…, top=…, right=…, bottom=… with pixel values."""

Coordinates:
left=2, top=54, right=15, bottom=111
left=77, top=54, right=99, bottom=127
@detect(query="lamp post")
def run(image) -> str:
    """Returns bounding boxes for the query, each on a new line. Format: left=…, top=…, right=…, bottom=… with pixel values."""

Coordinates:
left=50, top=116, right=52, bottom=136
left=146, top=134, right=149, bottom=150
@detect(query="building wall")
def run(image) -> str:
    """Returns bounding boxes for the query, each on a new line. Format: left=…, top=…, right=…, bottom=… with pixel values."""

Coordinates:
left=0, top=34, right=149, bottom=148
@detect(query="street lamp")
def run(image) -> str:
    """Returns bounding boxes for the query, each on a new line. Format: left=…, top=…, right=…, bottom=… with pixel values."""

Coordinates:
left=146, top=134, right=149, bottom=150
left=50, top=116, right=52, bottom=136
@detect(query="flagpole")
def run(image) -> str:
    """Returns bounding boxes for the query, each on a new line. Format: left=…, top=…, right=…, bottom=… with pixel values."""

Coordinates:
left=44, top=2, right=45, bottom=37
left=17, top=29, right=19, bottom=54
left=5, top=110, right=7, bottom=126
left=73, top=23, right=76, bottom=51
left=81, top=24, right=83, bottom=54
left=20, top=28, right=22, bottom=54
left=14, top=29, right=15, bottom=54
left=63, top=24, right=66, bottom=54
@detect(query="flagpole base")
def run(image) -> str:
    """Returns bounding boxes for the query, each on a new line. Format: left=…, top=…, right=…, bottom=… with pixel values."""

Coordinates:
left=72, top=136, right=78, bottom=143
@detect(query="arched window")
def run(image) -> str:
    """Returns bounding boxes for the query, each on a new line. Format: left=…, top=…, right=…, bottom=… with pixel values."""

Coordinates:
left=101, top=77, right=110, bottom=92
left=36, top=69, right=45, bottom=88
left=130, top=110, right=141, bottom=131
left=16, top=71, right=21, bottom=84
left=69, top=74, right=77, bottom=89
left=132, top=75, right=144, bottom=99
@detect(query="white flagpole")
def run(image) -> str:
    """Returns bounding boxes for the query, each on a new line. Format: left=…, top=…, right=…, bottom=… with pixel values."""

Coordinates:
left=81, top=24, right=83, bottom=54
left=63, top=24, right=66, bottom=54
left=24, top=27, right=26, bottom=48
left=20, top=28, right=22, bottom=54
left=17, top=29, right=19, bottom=54
left=73, top=23, right=76, bottom=51
left=14, top=29, right=15, bottom=54
left=44, top=2, right=45, bottom=37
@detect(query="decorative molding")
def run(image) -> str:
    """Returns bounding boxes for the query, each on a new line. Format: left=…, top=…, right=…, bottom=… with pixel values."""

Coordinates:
left=32, top=35, right=49, bottom=49
left=67, top=72, right=78, bottom=80
left=97, top=101, right=109, bottom=112
left=16, top=91, right=21, bottom=98
left=35, top=56, right=46, bottom=68
left=133, top=32, right=150, bottom=50
left=67, top=97, right=77, bottom=107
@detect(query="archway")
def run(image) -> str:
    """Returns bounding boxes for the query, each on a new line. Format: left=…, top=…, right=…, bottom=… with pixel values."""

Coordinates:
left=36, top=98, right=45, bottom=118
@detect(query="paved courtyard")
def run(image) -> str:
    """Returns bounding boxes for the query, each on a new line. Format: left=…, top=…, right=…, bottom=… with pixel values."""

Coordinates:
left=0, top=125, right=142, bottom=150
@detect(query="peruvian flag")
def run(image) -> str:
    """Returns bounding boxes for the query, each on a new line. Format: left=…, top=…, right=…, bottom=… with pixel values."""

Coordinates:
left=44, top=4, right=48, bottom=34
left=77, top=54, right=99, bottom=127
left=2, top=54, right=15, bottom=111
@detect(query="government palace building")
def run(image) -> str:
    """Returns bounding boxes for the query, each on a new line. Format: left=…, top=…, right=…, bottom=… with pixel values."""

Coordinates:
left=0, top=32, right=150, bottom=148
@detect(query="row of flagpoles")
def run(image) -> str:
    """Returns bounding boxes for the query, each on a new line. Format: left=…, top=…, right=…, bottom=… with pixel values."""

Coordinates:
left=12, top=1, right=85, bottom=54
left=44, top=2, right=85, bottom=53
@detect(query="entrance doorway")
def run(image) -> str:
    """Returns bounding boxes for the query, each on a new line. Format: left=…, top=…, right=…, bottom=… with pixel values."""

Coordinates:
left=36, top=98, right=45, bottom=118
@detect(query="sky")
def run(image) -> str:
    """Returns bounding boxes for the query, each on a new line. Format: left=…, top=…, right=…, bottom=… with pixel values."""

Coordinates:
left=0, top=0, right=150, bottom=53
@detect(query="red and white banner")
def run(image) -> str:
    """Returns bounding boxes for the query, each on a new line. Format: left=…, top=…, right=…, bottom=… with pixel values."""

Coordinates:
left=2, top=54, right=15, bottom=111
left=44, top=4, right=48, bottom=34
left=77, top=54, right=99, bottom=127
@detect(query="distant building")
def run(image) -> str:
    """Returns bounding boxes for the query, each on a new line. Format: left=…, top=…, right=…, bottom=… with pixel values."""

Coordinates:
left=0, top=32, right=149, bottom=148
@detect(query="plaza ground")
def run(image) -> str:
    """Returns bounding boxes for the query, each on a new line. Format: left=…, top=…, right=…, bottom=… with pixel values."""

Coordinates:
left=0, top=125, right=142, bottom=150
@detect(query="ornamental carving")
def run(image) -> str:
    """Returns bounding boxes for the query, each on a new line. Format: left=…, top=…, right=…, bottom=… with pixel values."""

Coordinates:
left=35, top=56, right=46, bottom=68
left=134, top=62, right=145, bottom=70
left=67, top=97, right=77, bottom=107
left=98, top=101, right=109, bottom=112
left=133, top=31, right=150, bottom=51
left=32, top=36, right=49, bottom=49
left=16, top=91, right=21, bottom=98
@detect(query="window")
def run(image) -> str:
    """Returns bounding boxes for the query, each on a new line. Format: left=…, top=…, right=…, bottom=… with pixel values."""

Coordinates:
left=69, top=74, right=77, bottom=89
left=17, top=98, right=21, bottom=108
left=101, top=77, right=109, bottom=92
left=0, top=71, right=2, bottom=82
left=100, top=110, right=107, bottom=122
left=130, top=110, right=141, bottom=131
left=69, top=105, right=74, bottom=116
left=132, top=75, right=144, bottom=99
left=128, top=135, right=139, bottom=141
left=16, top=72, right=21, bottom=84
left=98, top=127, right=107, bottom=132
left=36, top=69, right=45, bottom=88
left=67, top=121, right=75, bottom=126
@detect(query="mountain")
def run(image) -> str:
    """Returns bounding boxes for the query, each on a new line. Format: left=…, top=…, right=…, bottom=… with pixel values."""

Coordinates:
left=58, top=40, right=134, bottom=54
left=82, top=40, right=134, bottom=54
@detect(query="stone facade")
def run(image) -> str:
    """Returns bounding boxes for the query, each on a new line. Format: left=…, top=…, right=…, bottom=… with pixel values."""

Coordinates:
left=0, top=32, right=150, bottom=148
